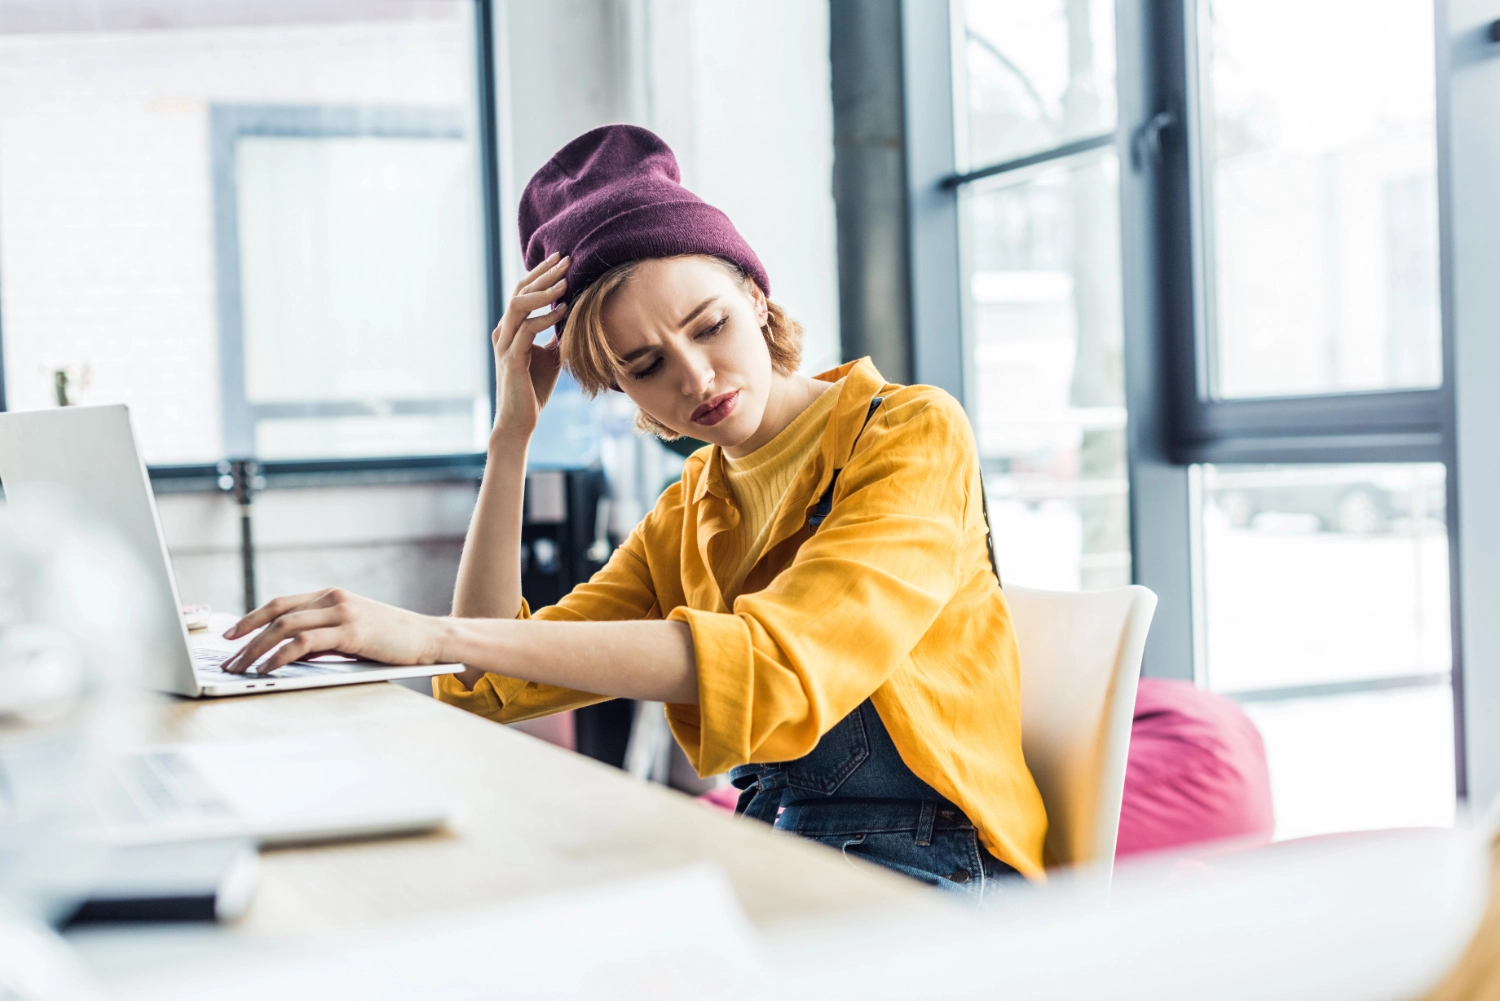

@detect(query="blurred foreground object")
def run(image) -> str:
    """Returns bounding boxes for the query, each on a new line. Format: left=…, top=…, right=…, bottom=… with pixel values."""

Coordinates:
left=1117, top=677, right=1275, bottom=857
left=770, top=826, right=1488, bottom=1000
left=1421, top=825, right=1500, bottom=1001
left=0, top=494, right=163, bottom=928
left=59, top=839, right=258, bottom=927
left=104, top=864, right=762, bottom=1001
left=0, top=913, right=102, bottom=1001
left=87, top=827, right=1492, bottom=1001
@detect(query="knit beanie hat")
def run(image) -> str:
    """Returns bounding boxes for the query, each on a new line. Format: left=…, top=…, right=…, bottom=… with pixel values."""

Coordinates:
left=517, top=125, right=770, bottom=314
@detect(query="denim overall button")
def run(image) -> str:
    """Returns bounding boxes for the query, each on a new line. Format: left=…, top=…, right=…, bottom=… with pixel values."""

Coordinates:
left=948, top=869, right=971, bottom=884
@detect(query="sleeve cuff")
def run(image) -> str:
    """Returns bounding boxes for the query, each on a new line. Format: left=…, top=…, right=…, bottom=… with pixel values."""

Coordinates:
left=429, top=598, right=536, bottom=720
left=666, top=606, right=756, bottom=777
left=431, top=669, right=534, bottom=721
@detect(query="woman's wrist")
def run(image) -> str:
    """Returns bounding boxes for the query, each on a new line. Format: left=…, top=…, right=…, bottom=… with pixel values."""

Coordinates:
left=429, top=614, right=461, bottom=666
left=488, top=425, right=532, bottom=456
left=442, top=616, right=515, bottom=690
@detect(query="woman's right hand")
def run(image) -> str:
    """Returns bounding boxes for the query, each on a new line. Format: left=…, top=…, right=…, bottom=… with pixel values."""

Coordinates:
left=491, top=252, right=571, bottom=444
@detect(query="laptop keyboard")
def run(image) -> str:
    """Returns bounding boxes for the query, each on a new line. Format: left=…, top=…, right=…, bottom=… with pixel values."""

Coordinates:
left=105, top=750, right=237, bottom=825
left=0, top=747, right=238, bottom=831
left=193, top=647, right=344, bottom=681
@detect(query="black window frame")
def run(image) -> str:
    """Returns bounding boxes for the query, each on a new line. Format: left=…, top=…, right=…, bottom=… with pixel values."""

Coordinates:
left=1156, top=0, right=1452, bottom=467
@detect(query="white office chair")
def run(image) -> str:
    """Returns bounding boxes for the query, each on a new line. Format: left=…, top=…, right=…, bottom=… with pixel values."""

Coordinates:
left=1005, top=584, right=1157, bottom=882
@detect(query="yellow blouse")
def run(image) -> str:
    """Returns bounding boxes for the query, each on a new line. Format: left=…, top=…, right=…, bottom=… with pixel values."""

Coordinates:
left=434, top=358, right=1048, bottom=878
left=716, top=378, right=843, bottom=602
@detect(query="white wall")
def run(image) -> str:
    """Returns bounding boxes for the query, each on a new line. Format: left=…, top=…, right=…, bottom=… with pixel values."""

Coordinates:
left=682, top=2, right=840, bottom=375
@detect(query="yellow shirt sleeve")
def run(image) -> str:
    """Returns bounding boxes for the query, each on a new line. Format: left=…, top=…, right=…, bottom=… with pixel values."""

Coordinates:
left=665, top=397, right=978, bottom=777
left=431, top=480, right=681, bottom=723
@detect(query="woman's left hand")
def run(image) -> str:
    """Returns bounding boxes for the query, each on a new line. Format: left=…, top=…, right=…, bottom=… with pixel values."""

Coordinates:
left=220, top=588, right=449, bottom=675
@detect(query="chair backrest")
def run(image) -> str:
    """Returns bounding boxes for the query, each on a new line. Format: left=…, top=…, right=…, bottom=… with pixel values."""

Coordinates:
left=1005, top=584, right=1157, bottom=879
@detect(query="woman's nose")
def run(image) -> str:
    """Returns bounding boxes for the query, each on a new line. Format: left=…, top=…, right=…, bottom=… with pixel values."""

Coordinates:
left=680, top=352, right=715, bottom=396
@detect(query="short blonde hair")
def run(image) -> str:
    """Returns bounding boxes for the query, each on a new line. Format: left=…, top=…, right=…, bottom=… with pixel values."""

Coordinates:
left=560, top=256, right=803, bottom=439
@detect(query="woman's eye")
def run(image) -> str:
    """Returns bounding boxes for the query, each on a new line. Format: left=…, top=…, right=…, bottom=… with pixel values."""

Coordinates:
left=631, top=357, right=664, bottom=380
left=697, top=317, right=728, bottom=339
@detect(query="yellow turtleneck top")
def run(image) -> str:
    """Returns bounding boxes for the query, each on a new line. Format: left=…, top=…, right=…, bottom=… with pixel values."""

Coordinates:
left=714, top=379, right=844, bottom=602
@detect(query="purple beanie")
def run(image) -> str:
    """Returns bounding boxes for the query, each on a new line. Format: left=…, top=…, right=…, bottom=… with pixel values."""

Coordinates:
left=517, top=125, right=770, bottom=312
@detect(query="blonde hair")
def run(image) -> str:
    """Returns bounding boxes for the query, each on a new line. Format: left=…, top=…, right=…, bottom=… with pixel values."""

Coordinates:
left=560, top=256, right=803, bottom=440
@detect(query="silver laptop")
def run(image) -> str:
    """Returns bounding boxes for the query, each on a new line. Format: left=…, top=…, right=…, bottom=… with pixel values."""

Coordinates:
left=0, top=404, right=463, bottom=697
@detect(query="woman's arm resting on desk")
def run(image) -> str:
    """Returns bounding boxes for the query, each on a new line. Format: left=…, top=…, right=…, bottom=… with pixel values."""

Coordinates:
left=219, top=588, right=699, bottom=704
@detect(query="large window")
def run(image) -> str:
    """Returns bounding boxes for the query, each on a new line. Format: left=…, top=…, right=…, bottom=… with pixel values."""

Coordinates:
left=0, top=2, right=493, bottom=467
left=1195, top=0, right=1441, bottom=398
left=959, top=0, right=1116, bottom=168
left=1178, top=0, right=1456, bottom=838
left=1199, top=462, right=1455, bottom=837
left=956, top=0, right=1129, bottom=591
left=932, top=0, right=1462, bottom=840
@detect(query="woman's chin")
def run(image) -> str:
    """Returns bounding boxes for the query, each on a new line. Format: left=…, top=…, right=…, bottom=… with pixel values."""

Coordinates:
left=688, top=427, right=741, bottom=449
left=687, top=415, right=756, bottom=450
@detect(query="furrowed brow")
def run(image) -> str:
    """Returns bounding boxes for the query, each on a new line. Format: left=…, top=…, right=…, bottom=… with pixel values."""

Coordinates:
left=616, top=297, right=720, bottom=366
left=677, top=296, right=717, bottom=329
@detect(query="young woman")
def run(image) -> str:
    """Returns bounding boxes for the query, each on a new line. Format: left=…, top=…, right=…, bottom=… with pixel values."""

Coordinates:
left=221, top=125, right=1047, bottom=896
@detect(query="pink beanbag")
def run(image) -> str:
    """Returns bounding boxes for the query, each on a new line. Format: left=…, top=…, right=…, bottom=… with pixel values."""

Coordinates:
left=698, top=784, right=740, bottom=813
left=1116, top=677, right=1275, bottom=858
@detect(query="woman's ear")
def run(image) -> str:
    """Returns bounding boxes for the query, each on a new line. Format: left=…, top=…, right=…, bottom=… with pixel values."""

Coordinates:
left=747, top=279, right=770, bottom=328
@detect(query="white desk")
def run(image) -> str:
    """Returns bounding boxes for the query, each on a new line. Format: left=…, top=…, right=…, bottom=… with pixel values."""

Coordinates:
left=62, top=683, right=1500, bottom=1000
left=102, top=682, right=928, bottom=935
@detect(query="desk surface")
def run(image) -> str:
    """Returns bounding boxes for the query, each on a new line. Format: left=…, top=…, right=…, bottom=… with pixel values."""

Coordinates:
left=146, top=681, right=929, bottom=937
left=69, top=680, right=1500, bottom=999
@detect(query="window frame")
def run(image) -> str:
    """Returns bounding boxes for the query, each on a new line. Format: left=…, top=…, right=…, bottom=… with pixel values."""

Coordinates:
left=905, top=0, right=1198, bottom=669
left=1160, top=0, right=1454, bottom=468
left=906, top=0, right=1468, bottom=800
left=1151, top=0, right=1466, bottom=798
left=209, top=103, right=482, bottom=461
left=0, top=0, right=506, bottom=490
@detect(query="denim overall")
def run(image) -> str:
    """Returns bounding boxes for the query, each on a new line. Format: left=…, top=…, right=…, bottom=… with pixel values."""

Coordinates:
left=727, top=394, right=1017, bottom=899
left=729, top=701, right=1017, bottom=898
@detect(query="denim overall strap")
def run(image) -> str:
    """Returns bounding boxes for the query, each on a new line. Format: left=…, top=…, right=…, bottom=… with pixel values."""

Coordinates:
left=802, top=390, right=1001, bottom=585
left=806, top=396, right=883, bottom=532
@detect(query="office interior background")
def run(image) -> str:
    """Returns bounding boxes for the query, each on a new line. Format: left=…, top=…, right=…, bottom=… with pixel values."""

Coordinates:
left=0, top=0, right=1497, bottom=844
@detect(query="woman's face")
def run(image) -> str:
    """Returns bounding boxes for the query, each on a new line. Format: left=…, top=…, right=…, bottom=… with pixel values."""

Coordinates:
left=602, top=256, right=774, bottom=448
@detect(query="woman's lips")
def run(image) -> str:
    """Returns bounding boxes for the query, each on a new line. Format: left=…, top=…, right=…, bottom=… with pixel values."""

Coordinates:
left=691, top=391, right=739, bottom=427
